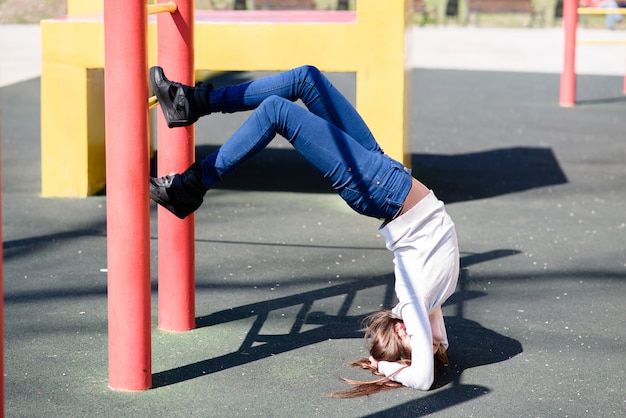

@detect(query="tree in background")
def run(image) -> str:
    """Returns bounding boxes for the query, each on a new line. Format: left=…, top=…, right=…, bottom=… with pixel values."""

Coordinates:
left=533, top=0, right=559, bottom=26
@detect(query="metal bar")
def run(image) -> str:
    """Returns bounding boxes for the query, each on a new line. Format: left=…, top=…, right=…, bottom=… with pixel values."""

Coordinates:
left=577, top=7, right=626, bottom=15
left=147, top=1, right=177, bottom=15
left=148, top=95, right=159, bottom=108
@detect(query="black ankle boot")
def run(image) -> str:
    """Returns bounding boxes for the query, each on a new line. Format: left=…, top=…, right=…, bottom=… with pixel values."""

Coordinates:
left=149, top=162, right=208, bottom=219
left=150, top=66, right=213, bottom=128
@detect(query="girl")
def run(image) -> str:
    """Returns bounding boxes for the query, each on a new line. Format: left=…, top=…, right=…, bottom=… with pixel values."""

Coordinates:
left=149, top=65, right=459, bottom=396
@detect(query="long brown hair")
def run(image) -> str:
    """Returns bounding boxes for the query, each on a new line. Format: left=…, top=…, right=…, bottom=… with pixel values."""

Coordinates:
left=328, top=310, right=449, bottom=398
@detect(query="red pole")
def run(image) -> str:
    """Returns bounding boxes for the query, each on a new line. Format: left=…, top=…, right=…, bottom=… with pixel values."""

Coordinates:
left=156, top=0, right=196, bottom=331
left=623, top=53, right=626, bottom=94
left=560, top=0, right=578, bottom=107
left=104, top=0, right=152, bottom=390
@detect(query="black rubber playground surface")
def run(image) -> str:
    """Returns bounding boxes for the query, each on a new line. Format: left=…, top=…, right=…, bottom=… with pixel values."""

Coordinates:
left=2, top=69, right=625, bottom=417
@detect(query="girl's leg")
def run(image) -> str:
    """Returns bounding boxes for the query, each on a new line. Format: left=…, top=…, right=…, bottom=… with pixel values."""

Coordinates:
left=152, top=95, right=369, bottom=220
left=199, top=96, right=407, bottom=219
left=151, top=65, right=381, bottom=153
left=209, top=66, right=381, bottom=153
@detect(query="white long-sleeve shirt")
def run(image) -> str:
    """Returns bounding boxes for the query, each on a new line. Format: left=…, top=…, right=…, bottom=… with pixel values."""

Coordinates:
left=378, top=191, right=459, bottom=390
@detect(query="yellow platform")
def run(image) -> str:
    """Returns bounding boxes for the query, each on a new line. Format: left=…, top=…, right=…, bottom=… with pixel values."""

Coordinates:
left=41, top=0, right=413, bottom=197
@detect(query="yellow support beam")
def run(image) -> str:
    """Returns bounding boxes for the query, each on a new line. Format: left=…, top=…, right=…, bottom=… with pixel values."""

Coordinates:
left=41, top=19, right=108, bottom=196
left=577, top=7, right=626, bottom=15
left=147, top=2, right=177, bottom=15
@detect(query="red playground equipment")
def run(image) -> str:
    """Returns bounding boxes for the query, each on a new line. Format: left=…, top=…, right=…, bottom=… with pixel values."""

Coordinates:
left=104, top=0, right=195, bottom=391
left=560, top=0, right=626, bottom=106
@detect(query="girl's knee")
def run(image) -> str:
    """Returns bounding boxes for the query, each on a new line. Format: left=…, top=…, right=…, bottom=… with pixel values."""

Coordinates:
left=257, top=95, right=292, bottom=123
left=295, top=64, right=322, bottom=81
left=302, top=64, right=321, bottom=75
left=259, top=95, right=287, bottom=110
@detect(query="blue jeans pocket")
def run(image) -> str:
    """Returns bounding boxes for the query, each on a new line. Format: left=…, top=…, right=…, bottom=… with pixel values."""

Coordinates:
left=339, top=163, right=410, bottom=219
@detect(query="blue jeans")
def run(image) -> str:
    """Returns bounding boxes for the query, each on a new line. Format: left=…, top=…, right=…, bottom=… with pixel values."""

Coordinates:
left=199, top=65, right=412, bottom=220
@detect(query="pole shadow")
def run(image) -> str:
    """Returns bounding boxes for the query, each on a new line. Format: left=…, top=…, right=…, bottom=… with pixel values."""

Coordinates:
left=152, top=275, right=390, bottom=388
left=573, top=96, right=626, bottom=106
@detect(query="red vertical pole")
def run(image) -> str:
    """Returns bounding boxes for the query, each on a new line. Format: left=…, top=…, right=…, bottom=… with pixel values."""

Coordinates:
left=104, top=0, right=152, bottom=390
left=623, top=53, right=626, bottom=94
left=156, top=0, right=196, bottom=331
left=560, top=0, right=578, bottom=107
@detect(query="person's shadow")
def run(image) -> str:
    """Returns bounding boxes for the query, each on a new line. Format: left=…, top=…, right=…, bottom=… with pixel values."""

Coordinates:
left=152, top=250, right=523, bottom=393
left=153, top=145, right=567, bottom=203
left=411, top=147, right=567, bottom=203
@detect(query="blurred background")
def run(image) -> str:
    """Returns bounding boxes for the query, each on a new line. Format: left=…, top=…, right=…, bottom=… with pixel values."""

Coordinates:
left=1, top=0, right=624, bottom=29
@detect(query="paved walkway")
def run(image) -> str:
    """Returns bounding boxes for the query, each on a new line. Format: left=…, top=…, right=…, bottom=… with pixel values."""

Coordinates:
left=410, top=26, right=626, bottom=75
left=0, top=25, right=42, bottom=87
left=1, top=22, right=626, bottom=418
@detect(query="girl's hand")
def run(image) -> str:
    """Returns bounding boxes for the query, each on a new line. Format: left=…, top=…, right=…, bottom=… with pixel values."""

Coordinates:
left=369, top=356, right=379, bottom=370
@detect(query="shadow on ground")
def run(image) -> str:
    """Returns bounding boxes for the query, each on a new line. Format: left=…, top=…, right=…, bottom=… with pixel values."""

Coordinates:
left=152, top=250, right=523, bottom=394
left=152, top=145, right=568, bottom=202
left=411, top=147, right=567, bottom=203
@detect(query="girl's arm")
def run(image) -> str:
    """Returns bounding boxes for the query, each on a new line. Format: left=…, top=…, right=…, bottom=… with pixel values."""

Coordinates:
left=377, top=302, right=435, bottom=390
